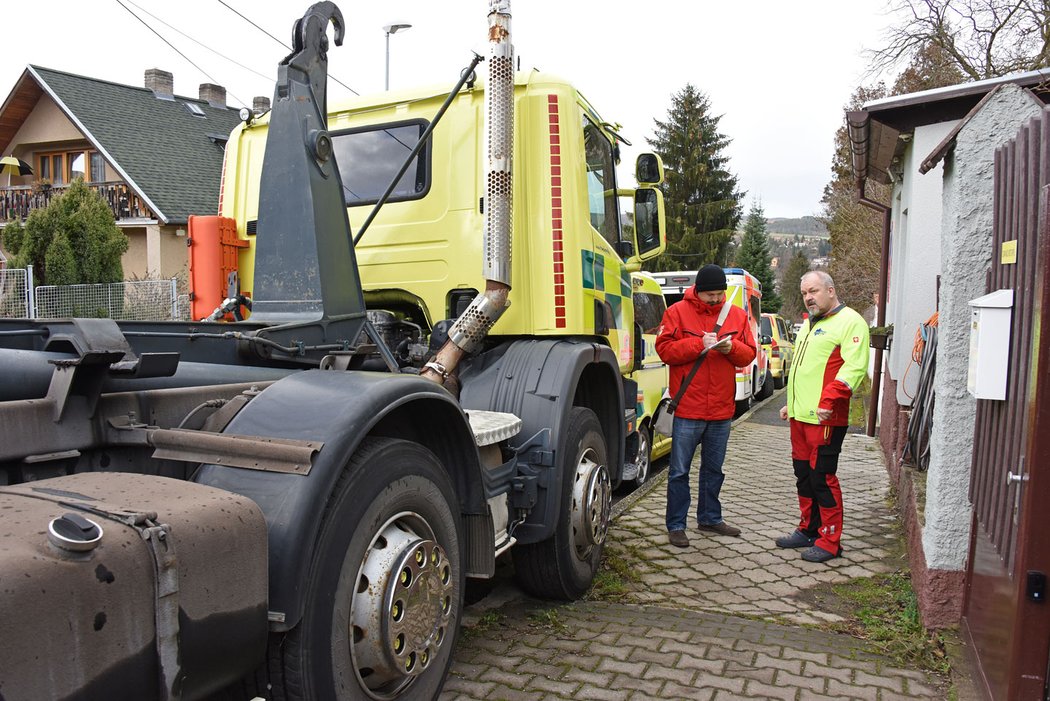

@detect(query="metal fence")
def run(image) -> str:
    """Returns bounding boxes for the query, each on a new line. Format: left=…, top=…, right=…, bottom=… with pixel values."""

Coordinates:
left=34, top=278, right=184, bottom=320
left=0, top=267, right=31, bottom=318
left=0, top=268, right=186, bottom=321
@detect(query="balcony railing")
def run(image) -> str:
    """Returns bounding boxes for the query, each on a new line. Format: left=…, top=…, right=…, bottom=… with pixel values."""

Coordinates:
left=0, top=181, right=156, bottom=223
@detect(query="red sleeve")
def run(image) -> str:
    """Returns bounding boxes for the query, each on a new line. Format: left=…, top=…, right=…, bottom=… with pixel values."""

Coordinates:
left=819, top=379, right=853, bottom=410
left=655, top=305, right=704, bottom=365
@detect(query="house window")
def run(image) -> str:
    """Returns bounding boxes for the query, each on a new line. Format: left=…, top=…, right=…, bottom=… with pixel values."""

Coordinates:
left=69, top=153, right=86, bottom=182
left=90, top=153, right=106, bottom=182
left=37, top=149, right=103, bottom=185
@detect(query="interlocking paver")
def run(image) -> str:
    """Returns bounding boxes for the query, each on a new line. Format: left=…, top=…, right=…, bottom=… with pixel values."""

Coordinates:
left=442, top=395, right=951, bottom=700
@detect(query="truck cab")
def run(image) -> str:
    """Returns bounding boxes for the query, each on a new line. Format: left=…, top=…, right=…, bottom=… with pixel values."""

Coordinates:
left=222, top=72, right=664, bottom=370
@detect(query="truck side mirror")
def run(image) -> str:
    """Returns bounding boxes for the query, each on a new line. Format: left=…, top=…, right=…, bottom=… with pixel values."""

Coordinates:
left=760, top=334, right=772, bottom=345
left=631, top=188, right=665, bottom=261
left=636, top=153, right=664, bottom=185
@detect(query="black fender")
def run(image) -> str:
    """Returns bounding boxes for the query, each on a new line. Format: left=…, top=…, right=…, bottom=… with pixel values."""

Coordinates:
left=193, top=369, right=483, bottom=631
left=458, top=338, right=625, bottom=544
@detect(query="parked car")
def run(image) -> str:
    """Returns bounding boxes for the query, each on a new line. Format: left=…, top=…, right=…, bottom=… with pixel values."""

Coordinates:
left=761, top=312, right=796, bottom=389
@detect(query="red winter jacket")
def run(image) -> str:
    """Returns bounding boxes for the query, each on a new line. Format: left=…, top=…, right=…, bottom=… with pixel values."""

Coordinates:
left=655, top=288, right=757, bottom=421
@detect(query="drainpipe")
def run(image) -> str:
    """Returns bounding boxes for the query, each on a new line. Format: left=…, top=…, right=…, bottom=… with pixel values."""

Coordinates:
left=846, top=110, right=892, bottom=438
left=856, top=185, right=891, bottom=439
left=421, top=0, right=514, bottom=386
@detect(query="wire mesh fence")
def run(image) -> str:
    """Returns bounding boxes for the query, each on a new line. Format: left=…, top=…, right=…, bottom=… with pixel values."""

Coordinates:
left=0, top=268, right=30, bottom=318
left=34, top=279, right=183, bottom=320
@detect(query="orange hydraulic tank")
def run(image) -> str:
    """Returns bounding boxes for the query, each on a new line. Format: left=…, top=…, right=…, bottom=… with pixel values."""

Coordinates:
left=188, top=215, right=248, bottom=321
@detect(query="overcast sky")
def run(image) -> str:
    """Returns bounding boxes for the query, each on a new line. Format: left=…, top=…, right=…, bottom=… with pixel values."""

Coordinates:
left=2, top=0, right=897, bottom=219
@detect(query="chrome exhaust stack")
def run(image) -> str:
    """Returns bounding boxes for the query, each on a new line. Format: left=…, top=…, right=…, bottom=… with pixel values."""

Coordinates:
left=423, top=0, right=514, bottom=385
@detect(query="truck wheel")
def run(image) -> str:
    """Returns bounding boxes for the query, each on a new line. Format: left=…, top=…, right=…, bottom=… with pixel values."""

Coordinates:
left=279, top=437, right=462, bottom=701
left=631, top=425, right=652, bottom=488
left=512, top=407, right=611, bottom=600
left=773, top=373, right=785, bottom=390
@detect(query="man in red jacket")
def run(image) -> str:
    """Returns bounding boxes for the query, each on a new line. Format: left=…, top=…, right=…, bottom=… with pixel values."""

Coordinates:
left=656, top=265, right=757, bottom=547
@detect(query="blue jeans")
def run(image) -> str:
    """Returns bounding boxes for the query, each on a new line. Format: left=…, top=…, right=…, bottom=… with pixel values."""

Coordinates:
left=666, top=416, right=732, bottom=532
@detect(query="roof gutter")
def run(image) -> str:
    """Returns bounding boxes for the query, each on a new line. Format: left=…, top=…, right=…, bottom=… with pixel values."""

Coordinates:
left=845, top=110, right=891, bottom=439
left=27, top=66, right=169, bottom=225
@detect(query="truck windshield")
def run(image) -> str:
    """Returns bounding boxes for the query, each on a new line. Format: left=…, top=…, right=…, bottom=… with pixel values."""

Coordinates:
left=332, top=120, right=430, bottom=206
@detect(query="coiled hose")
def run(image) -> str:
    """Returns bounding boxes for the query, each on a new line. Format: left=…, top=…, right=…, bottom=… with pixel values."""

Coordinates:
left=903, top=314, right=939, bottom=471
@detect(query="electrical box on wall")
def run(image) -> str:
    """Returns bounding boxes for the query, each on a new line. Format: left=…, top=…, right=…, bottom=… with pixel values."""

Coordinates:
left=967, top=289, right=1014, bottom=400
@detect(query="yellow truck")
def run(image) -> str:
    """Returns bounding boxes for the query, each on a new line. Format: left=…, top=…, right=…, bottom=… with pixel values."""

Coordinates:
left=0, top=5, right=665, bottom=699
left=217, top=1, right=666, bottom=608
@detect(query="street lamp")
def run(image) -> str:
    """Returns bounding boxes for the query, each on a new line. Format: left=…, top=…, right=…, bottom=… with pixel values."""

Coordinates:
left=383, top=22, right=412, bottom=90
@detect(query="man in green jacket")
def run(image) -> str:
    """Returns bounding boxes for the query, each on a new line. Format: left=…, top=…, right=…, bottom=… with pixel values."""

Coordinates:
left=777, top=271, right=869, bottom=563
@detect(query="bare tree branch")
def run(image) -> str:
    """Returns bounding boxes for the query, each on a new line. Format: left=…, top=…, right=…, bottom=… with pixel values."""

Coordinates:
left=868, top=0, right=1050, bottom=82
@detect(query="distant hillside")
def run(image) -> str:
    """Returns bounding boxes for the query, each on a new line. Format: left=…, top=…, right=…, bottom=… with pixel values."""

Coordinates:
left=766, top=216, right=828, bottom=238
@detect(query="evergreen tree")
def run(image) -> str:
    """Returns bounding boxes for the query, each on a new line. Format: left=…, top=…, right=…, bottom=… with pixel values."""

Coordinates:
left=780, top=249, right=811, bottom=321
left=735, top=201, right=781, bottom=312
left=645, top=84, right=743, bottom=272
left=5, top=179, right=127, bottom=286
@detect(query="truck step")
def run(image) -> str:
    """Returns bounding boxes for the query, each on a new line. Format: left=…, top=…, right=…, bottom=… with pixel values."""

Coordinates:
left=465, top=410, right=522, bottom=446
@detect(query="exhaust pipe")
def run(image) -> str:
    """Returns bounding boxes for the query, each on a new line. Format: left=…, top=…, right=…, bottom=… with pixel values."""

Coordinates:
left=422, top=0, right=514, bottom=386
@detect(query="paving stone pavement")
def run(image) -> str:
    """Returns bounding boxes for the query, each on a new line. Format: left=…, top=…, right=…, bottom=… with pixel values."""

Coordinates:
left=442, top=393, right=947, bottom=700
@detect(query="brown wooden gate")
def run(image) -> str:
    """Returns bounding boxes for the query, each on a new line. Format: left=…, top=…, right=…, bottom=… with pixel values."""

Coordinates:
left=962, top=107, right=1050, bottom=700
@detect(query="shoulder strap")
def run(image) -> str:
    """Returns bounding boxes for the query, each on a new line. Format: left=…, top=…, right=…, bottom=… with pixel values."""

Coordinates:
left=669, top=300, right=735, bottom=410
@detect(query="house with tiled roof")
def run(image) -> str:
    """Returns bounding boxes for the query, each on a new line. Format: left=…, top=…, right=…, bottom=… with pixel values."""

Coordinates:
left=0, top=66, right=257, bottom=282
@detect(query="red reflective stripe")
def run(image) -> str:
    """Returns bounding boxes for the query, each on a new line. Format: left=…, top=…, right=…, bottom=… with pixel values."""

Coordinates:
left=548, top=94, right=565, bottom=328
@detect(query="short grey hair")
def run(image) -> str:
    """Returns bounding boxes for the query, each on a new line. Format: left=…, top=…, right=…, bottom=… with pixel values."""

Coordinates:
left=801, top=270, right=834, bottom=288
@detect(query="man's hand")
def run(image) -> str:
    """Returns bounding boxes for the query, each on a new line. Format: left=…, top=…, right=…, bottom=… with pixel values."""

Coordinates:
left=716, top=337, right=731, bottom=354
left=779, top=406, right=788, bottom=421
left=816, top=408, right=833, bottom=422
left=702, top=332, right=719, bottom=350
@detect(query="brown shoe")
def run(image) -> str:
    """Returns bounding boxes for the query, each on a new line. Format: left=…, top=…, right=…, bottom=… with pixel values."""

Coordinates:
left=697, top=521, right=742, bottom=537
left=668, top=530, right=689, bottom=548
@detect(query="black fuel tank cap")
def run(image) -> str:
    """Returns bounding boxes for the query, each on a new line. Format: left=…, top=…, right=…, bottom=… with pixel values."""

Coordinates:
left=48, top=512, right=104, bottom=552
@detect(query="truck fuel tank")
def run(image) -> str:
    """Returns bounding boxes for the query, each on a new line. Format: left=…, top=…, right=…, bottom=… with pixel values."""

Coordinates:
left=0, top=472, right=269, bottom=701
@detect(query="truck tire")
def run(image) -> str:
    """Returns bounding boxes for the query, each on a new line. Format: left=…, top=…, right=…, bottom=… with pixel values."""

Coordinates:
left=512, top=407, right=611, bottom=600
left=268, top=437, right=463, bottom=701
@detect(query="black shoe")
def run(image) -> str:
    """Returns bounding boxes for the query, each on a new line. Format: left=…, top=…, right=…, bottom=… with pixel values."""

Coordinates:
left=775, top=529, right=817, bottom=549
left=697, top=521, right=741, bottom=537
left=801, top=545, right=841, bottom=563
left=668, top=530, right=689, bottom=548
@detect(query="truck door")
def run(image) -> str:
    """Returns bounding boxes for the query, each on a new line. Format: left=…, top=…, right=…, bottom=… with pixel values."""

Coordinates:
left=581, top=115, right=634, bottom=370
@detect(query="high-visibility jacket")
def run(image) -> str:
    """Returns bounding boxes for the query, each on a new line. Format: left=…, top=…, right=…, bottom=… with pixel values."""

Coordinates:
left=787, top=304, right=870, bottom=426
left=656, top=288, right=757, bottom=421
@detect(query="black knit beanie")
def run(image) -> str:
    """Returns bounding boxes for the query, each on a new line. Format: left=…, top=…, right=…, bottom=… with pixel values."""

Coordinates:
left=694, top=264, right=727, bottom=292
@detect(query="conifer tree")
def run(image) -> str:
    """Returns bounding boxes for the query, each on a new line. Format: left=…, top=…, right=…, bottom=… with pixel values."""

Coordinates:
left=645, top=84, right=742, bottom=272
left=780, top=249, right=811, bottom=321
left=4, top=179, right=127, bottom=286
left=735, top=201, right=781, bottom=312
